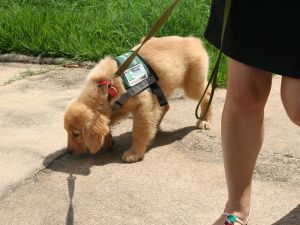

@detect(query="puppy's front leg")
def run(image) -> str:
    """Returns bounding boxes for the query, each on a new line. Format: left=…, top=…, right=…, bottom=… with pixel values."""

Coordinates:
left=122, top=106, right=156, bottom=163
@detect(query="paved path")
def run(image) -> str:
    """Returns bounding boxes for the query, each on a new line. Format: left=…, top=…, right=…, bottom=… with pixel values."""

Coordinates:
left=0, top=63, right=299, bottom=225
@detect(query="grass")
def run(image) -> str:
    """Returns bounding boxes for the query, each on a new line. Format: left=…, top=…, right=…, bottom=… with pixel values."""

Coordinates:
left=3, top=66, right=55, bottom=85
left=0, top=0, right=227, bottom=86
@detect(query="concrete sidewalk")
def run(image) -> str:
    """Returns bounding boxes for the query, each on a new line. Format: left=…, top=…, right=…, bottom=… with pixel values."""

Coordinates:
left=0, top=63, right=299, bottom=225
left=0, top=63, right=88, bottom=196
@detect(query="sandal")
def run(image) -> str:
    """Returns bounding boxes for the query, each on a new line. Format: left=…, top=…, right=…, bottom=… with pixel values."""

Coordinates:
left=222, top=211, right=249, bottom=225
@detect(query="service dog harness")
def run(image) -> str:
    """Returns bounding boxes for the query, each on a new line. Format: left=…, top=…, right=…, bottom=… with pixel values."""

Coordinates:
left=98, top=52, right=168, bottom=111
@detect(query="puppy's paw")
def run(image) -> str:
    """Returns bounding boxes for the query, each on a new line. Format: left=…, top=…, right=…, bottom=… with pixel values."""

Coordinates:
left=196, top=120, right=211, bottom=130
left=122, top=150, right=144, bottom=163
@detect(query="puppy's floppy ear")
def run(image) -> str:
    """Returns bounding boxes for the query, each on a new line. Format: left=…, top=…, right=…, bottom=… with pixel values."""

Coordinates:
left=82, top=112, right=109, bottom=154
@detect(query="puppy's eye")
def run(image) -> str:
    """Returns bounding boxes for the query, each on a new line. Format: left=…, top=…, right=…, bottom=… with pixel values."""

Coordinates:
left=72, top=132, right=80, bottom=138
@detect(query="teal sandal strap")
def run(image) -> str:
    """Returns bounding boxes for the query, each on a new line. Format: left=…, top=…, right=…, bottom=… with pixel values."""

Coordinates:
left=223, top=211, right=249, bottom=225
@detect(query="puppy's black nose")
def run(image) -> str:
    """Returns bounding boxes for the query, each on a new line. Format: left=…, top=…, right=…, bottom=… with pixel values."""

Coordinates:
left=66, top=148, right=73, bottom=154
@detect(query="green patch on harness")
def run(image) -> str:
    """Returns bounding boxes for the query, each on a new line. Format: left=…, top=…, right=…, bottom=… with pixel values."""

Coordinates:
left=113, top=52, right=168, bottom=110
left=115, top=52, right=154, bottom=90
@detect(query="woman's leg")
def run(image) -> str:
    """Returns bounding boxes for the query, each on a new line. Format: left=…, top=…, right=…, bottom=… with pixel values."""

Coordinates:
left=281, top=76, right=300, bottom=126
left=213, top=58, right=272, bottom=225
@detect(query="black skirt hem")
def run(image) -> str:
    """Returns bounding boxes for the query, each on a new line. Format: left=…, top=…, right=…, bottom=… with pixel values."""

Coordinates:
left=205, top=32, right=300, bottom=80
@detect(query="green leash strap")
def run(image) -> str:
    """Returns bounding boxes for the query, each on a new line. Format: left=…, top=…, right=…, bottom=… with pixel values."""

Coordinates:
left=195, top=0, right=232, bottom=120
left=114, top=0, right=180, bottom=78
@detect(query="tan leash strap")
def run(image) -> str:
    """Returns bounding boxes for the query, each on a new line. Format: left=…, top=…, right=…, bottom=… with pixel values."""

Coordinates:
left=114, top=0, right=180, bottom=77
left=195, top=0, right=232, bottom=120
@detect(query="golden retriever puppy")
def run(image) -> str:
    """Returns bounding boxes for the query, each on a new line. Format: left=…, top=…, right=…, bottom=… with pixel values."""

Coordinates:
left=64, top=36, right=212, bottom=162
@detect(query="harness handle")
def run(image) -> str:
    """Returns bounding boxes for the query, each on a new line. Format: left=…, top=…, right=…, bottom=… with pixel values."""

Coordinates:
left=195, top=0, right=232, bottom=120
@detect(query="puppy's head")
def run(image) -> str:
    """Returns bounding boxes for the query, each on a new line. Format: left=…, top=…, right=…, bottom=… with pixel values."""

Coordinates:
left=64, top=98, right=109, bottom=154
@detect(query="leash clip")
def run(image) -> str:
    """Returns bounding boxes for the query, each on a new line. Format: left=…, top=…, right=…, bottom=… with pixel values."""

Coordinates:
left=97, top=80, right=118, bottom=97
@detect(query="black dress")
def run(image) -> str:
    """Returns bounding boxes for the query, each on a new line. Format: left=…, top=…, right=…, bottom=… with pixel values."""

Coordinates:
left=204, top=0, right=300, bottom=79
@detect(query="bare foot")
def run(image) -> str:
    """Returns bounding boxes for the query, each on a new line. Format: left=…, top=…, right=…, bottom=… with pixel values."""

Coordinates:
left=212, top=214, right=249, bottom=225
left=212, top=204, right=249, bottom=225
left=212, top=216, right=226, bottom=225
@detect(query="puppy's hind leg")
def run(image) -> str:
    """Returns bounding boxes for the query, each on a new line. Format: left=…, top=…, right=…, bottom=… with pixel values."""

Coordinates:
left=157, top=104, right=169, bottom=130
left=196, top=87, right=213, bottom=130
left=183, top=64, right=212, bottom=130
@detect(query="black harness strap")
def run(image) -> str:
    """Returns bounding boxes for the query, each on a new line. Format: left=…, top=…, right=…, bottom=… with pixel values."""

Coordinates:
left=137, top=54, right=168, bottom=107
left=150, top=83, right=168, bottom=106
left=112, top=54, right=168, bottom=111
left=127, top=75, right=157, bottom=95
left=112, top=92, right=130, bottom=111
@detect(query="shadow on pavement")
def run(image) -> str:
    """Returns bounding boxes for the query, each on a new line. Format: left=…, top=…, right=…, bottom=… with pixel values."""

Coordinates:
left=66, top=174, right=76, bottom=225
left=272, top=204, right=300, bottom=225
left=43, top=126, right=195, bottom=176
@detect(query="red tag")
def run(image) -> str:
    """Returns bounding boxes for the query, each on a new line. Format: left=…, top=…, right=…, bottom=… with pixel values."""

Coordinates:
left=108, top=86, right=118, bottom=97
left=97, top=81, right=111, bottom=86
left=97, top=80, right=118, bottom=97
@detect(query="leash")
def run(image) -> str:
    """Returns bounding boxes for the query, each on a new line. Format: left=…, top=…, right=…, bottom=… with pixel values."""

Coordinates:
left=195, top=0, right=232, bottom=120
left=113, top=0, right=180, bottom=78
